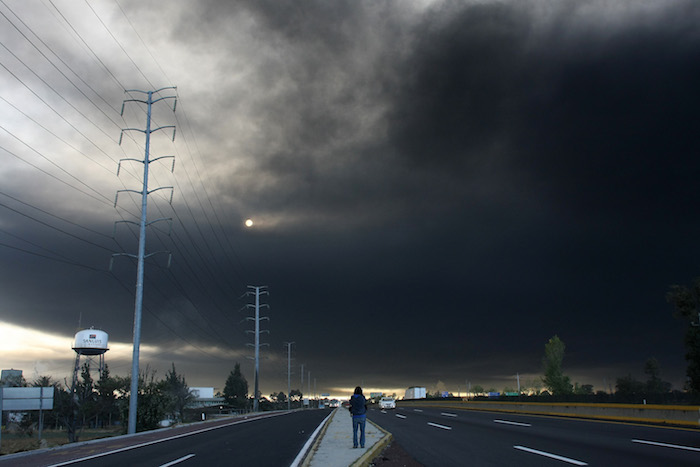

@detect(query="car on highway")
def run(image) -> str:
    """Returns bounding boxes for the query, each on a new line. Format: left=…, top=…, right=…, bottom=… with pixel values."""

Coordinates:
left=379, top=397, right=396, bottom=409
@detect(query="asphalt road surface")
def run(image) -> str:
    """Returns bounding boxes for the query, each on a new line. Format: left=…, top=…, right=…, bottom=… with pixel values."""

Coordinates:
left=6, top=407, right=699, bottom=466
left=0, top=410, right=329, bottom=467
left=367, top=405, right=700, bottom=466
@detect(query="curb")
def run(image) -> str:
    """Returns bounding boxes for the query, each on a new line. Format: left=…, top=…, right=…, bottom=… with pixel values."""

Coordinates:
left=300, top=410, right=337, bottom=467
left=351, top=419, right=393, bottom=467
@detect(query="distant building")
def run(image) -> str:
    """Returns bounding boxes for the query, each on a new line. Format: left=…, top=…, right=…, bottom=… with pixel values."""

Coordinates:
left=1, top=369, right=24, bottom=387
left=188, top=387, right=224, bottom=408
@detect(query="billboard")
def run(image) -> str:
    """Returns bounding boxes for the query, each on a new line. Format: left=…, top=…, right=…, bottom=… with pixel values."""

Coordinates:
left=0, top=387, right=54, bottom=411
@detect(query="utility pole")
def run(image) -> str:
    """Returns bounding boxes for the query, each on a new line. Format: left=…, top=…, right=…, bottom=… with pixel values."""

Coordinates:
left=284, top=342, right=294, bottom=411
left=112, top=88, right=176, bottom=435
left=245, top=286, right=269, bottom=412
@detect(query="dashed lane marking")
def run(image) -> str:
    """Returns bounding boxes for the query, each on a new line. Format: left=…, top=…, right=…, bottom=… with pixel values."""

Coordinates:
left=427, top=422, right=452, bottom=430
left=494, top=419, right=531, bottom=427
left=514, top=446, right=587, bottom=465
left=632, top=439, right=700, bottom=452
left=159, top=454, right=195, bottom=467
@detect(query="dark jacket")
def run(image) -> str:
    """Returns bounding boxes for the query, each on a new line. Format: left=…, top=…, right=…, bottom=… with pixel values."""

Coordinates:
left=349, top=394, right=367, bottom=417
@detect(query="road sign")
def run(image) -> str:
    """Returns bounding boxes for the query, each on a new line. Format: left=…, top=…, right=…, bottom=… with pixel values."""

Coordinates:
left=0, top=387, right=54, bottom=450
left=1, top=387, right=54, bottom=411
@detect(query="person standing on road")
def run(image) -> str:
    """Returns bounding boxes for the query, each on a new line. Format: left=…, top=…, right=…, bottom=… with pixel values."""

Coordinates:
left=349, top=386, right=367, bottom=448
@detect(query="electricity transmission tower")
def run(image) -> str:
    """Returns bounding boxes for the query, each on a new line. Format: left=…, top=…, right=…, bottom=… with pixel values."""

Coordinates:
left=244, top=285, right=269, bottom=412
left=284, top=341, right=295, bottom=410
left=111, top=87, right=177, bottom=434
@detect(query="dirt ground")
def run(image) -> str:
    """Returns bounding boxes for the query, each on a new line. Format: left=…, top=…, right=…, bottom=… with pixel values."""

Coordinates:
left=0, top=428, right=122, bottom=455
left=370, top=441, right=424, bottom=466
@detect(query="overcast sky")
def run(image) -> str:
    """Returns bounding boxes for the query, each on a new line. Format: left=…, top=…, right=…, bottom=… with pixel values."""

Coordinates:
left=1, top=0, right=699, bottom=398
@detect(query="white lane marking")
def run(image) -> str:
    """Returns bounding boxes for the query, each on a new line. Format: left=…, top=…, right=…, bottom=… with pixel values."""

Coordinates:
left=159, top=454, right=195, bottom=467
left=441, top=412, right=458, bottom=417
left=632, top=439, right=700, bottom=452
left=427, top=422, right=452, bottom=430
left=46, top=412, right=289, bottom=467
left=514, top=446, right=587, bottom=466
left=290, top=411, right=335, bottom=467
left=413, top=409, right=423, bottom=412
left=494, top=419, right=531, bottom=427
left=395, top=414, right=407, bottom=419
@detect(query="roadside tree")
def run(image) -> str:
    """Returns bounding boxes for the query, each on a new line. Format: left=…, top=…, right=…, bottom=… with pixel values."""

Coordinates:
left=163, top=363, right=193, bottom=423
left=644, top=357, right=672, bottom=395
left=95, top=366, right=120, bottom=427
left=615, top=374, right=645, bottom=402
left=542, top=335, right=573, bottom=395
left=289, top=389, right=303, bottom=402
left=667, top=279, right=700, bottom=393
left=223, top=362, right=249, bottom=410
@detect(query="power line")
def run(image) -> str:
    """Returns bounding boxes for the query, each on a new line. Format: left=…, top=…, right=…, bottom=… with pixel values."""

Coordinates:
left=113, top=0, right=172, bottom=85
left=0, top=1, right=125, bottom=125
left=83, top=0, right=156, bottom=91
left=47, top=0, right=127, bottom=92
left=0, top=96, right=125, bottom=178
left=0, top=200, right=114, bottom=252
left=0, top=39, right=120, bottom=146
left=0, top=240, right=105, bottom=272
left=0, top=141, right=113, bottom=207
left=0, top=190, right=112, bottom=239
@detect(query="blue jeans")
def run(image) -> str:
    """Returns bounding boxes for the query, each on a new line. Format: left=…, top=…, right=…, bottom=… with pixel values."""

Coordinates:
left=352, top=415, right=366, bottom=447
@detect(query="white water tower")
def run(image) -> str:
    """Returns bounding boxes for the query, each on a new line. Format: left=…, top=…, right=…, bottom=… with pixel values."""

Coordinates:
left=71, top=328, right=109, bottom=392
left=73, top=329, right=109, bottom=356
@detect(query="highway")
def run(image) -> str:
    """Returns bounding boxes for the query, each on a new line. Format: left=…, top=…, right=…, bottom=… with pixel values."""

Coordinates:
left=0, top=410, right=329, bottom=467
left=367, top=405, right=700, bottom=466
left=4, top=406, right=699, bottom=466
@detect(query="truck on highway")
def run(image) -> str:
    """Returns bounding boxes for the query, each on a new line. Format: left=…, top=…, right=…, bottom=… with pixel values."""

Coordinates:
left=405, top=386, right=426, bottom=399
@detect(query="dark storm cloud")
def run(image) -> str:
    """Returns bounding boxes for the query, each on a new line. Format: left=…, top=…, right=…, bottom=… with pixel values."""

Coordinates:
left=389, top=0, right=700, bottom=208
left=225, top=0, right=700, bottom=389
left=162, top=0, right=417, bottom=226
left=3, top=0, right=699, bottom=394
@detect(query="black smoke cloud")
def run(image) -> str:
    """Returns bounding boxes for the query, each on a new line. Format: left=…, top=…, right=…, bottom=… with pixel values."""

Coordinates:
left=2, top=0, right=699, bottom=394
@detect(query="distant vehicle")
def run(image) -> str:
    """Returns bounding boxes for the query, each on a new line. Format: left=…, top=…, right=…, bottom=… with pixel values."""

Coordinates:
left=379, top=397, right=396, bottom=409
left=405, top=386, right=426, bottom=399
left=329, top=399, right=340, bottom=408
